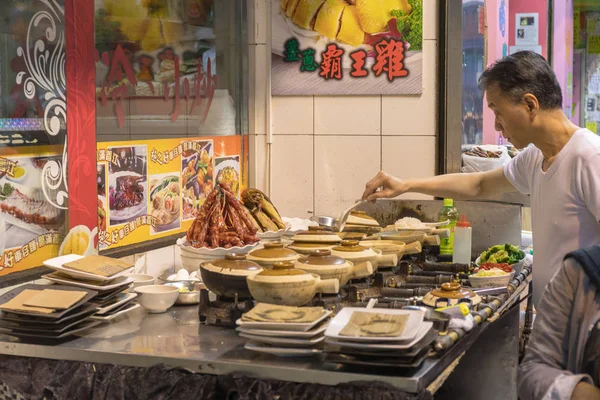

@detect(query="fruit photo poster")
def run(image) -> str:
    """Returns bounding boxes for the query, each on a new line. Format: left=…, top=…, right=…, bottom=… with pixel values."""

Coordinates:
left=97, top=136, right=246, bottom=250
left=272, top=0, right=423, bottom=95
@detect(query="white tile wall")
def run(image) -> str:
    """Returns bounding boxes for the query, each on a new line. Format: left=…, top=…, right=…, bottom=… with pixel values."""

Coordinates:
left=314, top=136, right=380, bottom=216
left=272, top=97, right=314, bottom=135
left=382, top=136, right=437, bottom=200
left=423, top=0, right=439, bottom=41
left=382, top=40, right=438, bottom=136
left=270, top=135, right=314, bottom=218
left=314, top=97, right=381, bottom=135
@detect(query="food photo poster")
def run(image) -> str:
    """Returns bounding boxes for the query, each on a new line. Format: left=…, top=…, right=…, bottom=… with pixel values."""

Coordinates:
left=97, top=136, right=245, bottom=250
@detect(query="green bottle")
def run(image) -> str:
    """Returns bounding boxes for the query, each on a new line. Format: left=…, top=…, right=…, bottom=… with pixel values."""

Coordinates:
left=439, top=198, right=459, bottom=255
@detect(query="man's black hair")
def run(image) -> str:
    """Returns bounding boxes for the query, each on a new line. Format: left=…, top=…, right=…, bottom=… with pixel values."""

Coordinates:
left=478, top=51, right=563, bottom=110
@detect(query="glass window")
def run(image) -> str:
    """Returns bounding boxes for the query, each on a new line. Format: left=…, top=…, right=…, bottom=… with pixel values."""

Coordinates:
left=461, top=1, right=486, bottom=146
left=94, top=0, right=248, bottom=141
left=93, top=0, right=249, bottom=252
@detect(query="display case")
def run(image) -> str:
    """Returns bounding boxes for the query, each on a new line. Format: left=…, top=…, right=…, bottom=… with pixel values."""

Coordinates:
left=0, top=0, right=249, bottom=281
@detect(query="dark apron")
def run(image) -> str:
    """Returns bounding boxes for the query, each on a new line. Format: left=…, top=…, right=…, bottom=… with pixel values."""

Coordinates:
left=584, top=320, right=600, bottom=387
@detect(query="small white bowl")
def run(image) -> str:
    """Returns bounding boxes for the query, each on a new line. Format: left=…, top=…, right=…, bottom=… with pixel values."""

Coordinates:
left=126, top=274, right=155, bottom=290
left=134, top=285, right=179, bottom=313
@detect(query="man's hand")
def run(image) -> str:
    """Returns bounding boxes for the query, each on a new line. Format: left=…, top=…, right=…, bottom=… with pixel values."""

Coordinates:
left=572, top=382, right=600, bottom=400
left=362, top=171, right=409, bottom=202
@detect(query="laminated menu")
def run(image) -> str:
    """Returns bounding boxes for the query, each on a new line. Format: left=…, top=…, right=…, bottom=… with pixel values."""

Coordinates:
left=0, top=290, right=55, bottom=314
left=339, top=311, right=408, bottom=337
left=62, top=255, right=133, bottom=277
left=242, top=303, right=326, bottom=323
left=23, top=289, right=86, bottom=310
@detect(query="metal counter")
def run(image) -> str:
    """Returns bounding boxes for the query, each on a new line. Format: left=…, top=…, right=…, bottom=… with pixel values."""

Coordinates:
left=0, top=275, right=530, bottom=396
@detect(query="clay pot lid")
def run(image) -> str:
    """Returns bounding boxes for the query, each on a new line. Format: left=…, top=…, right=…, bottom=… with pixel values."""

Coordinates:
left=332, top=240, right=368, bottom=253
left=249, top=242, right=298, bottom=259
left=337, top=232, right=366, bottom=241
left=211, top=254, right=262, bottom=272
left=349, top=210, right=376, bottom=220
left=297, top=250, right=347, bottom=266
left=296, top=226, right=335, bottom=235
left=290, top=242, right=333, bottom=248
left=430, top=282, right=476, bottom=299
left=257, top=261, right=307, bottom=276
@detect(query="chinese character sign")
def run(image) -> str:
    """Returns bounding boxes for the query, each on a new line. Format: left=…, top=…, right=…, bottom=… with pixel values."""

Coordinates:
left=272, top=0, right=423, bottom=95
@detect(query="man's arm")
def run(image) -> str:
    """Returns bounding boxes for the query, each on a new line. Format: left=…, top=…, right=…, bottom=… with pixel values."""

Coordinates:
left=362, top=167, right=517, bottom=201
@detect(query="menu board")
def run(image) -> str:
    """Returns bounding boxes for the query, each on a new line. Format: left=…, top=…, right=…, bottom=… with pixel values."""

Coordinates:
left=97, top=136, right=246, bottom=250
left=0, top=146, right=66, bottom=276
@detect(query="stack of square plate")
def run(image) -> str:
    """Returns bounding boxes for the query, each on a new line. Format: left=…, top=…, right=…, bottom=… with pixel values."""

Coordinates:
left=237, top=303, right=332, bottom=357
left=42, top=254, right=138, bottom=322
left=0, top=284, right=101, bottom=340
left=324, top=308, right=436, bottom=369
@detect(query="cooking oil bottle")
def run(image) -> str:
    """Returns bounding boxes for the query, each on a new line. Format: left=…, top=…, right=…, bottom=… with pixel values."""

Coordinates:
left=439, top=199, right=459, bottom=255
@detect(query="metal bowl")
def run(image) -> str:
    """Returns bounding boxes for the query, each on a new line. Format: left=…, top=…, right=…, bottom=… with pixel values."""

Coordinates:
left=163, top=281, right=205, bottom=305
left=314, top=215, right=338, bottom=229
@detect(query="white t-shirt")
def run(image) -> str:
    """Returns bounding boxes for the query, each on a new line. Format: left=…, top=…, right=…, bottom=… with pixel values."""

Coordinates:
left=503, top=128, right=600, bottom=305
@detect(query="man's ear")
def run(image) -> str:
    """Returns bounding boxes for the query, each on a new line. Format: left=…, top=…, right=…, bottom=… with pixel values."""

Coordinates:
left=523, top=94, right=539, bottom=117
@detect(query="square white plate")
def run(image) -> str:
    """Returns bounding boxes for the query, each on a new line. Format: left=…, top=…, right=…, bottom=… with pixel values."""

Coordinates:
left=324, top=308, right=424, bottom=342
left=325, top=322, right=433, bottom=350
left=96, top=293, right=137, bottom=315
left=42, top=273, right=133, bottom=292
left=43, top=255, right=134, bottom=282
left=236, top=309, right=332, bottom=332
left=239, top=332, right=325, bottom=347
left=236, top=322, right=328, bottom=338
left=90, top=303, right=140, bottom=322
left=244, top=341, right=323, bottom=357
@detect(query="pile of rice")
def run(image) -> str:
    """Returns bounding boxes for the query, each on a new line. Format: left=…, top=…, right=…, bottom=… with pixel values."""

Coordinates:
left=395, top=217, right=427, bottom=229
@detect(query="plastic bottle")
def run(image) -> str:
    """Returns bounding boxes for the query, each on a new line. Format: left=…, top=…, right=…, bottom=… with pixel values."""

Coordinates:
left=453, top=214, right=472, bottom=264
left=438, top=199, right=459, bottom=255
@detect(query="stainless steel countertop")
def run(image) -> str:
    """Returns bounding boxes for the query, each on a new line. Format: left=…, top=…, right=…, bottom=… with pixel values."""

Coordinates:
left=0, top=276, right=531, bottom=394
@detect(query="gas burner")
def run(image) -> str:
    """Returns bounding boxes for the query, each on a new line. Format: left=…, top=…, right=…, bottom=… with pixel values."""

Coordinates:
left=198, top=289, right=254, bottom=327
left=310, top=293, right=343, bottom=308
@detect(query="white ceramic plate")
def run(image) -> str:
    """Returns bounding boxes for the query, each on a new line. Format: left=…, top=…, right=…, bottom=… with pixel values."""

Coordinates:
left=43, top=254, right=134, bottom=282
left=257, top=229, right=287, bottom=240
left=244, top=341, right=323, bottom=357
left=176, top=237, right=259, bottom=256
left=42, top=273, right=133, bottom=292
left=325, top=322, right=433, bottom=350
left=90, top=303, right=140, bottom=322
left=236, top=310, right=332, bottom=332
left=96, top=293, right=137, bottom=315
left=239, top=332, right=325, bottom=347
left=236, top=323, right=328, bottom=338
left=324, top=308, right=424, bottom=342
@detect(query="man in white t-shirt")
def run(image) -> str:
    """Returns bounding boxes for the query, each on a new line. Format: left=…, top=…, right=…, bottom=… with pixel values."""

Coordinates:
left=362, top=51, right=600, bottom=306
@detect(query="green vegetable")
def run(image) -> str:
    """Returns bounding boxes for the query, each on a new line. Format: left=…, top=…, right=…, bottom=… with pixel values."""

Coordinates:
left=2, top=183, right=14, bottom=198
left=479, top=243, right=524, bottom=265
left=391, top=0, right=423, bottom=51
